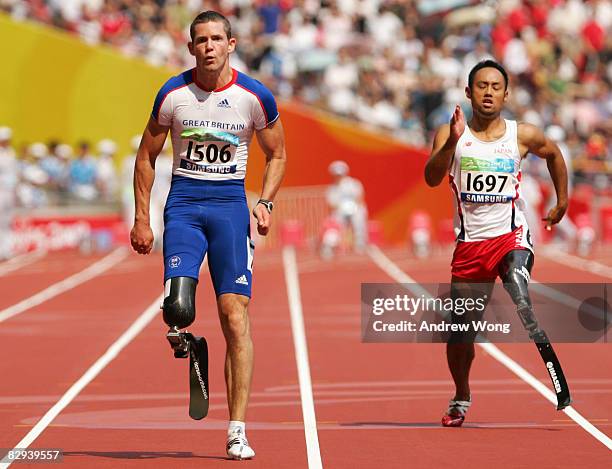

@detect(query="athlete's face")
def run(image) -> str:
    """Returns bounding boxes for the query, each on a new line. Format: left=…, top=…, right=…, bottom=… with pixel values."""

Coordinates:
left=466, top=67, right=508, bottom=118
left=189, top=21, right=236, bottom=72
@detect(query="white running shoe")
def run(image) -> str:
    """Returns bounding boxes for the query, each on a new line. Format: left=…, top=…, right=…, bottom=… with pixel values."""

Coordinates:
left=226, top=430, right=255, bottom=460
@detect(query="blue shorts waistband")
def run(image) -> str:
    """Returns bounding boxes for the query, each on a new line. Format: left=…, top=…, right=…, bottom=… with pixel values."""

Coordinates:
left=168, top=175, right=246, bottom=202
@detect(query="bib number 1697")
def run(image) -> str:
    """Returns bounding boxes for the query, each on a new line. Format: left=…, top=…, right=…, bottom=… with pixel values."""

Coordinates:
left=466, top=173, right=508, bottom=193
left=186, top=141, right=231, bottom=163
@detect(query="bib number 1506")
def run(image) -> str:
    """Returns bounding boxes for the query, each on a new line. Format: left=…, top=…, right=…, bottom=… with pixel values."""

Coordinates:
left=186, top=141, right=231, bottom=163
left=466, top=173, right=508, bottom=193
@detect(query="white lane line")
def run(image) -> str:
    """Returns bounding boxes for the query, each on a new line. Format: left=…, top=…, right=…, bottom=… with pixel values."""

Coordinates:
left=0, top=293, right=163, bottom=469
left=529, top=281, right=612, bottom=325
left=0, top=247, right=128, bottom=324
left=0, top=250, right=47, bottom=277
left=367, top=244, right=612, bottom=451
left=540, top=247, right=612, bottom=280
left=282, top=246, right=323, bottom=469
left=479, top=342, right=612, bottom=449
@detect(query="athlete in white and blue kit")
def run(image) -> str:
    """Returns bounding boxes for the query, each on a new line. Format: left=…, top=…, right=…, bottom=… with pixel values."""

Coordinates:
left=130, top=11, right=286, bottom=460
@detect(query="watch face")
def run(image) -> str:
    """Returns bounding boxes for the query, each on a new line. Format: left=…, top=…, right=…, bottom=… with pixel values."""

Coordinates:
left=259, top=200, right=273, bottom=212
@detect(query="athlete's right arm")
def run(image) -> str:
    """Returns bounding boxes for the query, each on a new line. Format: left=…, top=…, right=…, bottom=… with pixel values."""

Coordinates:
left=424, top=105, right=465, bottom=187
left=130, top=117, right=169, bottom=255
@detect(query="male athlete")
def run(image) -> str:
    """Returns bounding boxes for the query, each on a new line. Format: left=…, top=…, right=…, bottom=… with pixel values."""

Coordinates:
left=424, top=60, right=570, bottom=427
left=130, top=11, right=286, bottom=459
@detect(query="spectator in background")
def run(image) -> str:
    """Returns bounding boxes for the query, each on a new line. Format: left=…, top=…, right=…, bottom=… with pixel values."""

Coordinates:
left=40, top=140, right=70, bottom=202
left=96, top=138, right=118, bottom=202
left=324, top=47, right=358, bottom=116
left=1, top=0, right=610, bottom=213
left=258, top=0, right=282, bottom=35
left=18, top=142, right=50, bottom=208
left=69, top=140, right=98, bottom=201
left=321, top=160, right=368, bottom=258
left=0, top=127, right=17, bottom=259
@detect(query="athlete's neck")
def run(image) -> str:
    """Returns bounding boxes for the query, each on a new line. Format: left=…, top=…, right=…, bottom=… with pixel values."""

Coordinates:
left=194, top=66, right=234, bottom=92
left=468, top=115, right=505, bottom=138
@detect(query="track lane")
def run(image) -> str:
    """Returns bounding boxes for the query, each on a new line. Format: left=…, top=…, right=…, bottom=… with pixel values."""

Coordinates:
left=0, top=252, right=162, bottom=447
left=22, top=250, right=308, bottom=468
left=0, top=251, right=113, bottom=312
left=296, top=249, right=610, bottom=468
left=2, top=246, right=609, bottom=467
left=381, top=246, right=612, bottom=424
left=375, top=247, right=612, bottom=459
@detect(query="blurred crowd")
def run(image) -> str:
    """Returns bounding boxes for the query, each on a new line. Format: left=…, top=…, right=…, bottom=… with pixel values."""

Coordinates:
left=1, top=1, right=610, bottom=159
left=0, top=127, right=123, bottom=208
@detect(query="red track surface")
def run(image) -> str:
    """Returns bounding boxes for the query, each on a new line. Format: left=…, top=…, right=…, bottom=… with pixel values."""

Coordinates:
left=0, top=246, right=610, bottom=468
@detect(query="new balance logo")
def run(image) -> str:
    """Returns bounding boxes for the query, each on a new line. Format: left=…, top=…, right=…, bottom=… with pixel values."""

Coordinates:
left=235, top=275, right=248, bottom=285
left=218, top=98, right=231, bottom=108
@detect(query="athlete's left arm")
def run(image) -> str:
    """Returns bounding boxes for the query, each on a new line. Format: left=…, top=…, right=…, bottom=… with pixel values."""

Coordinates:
left=253, top=119, right=287, bottom=236
left=518, top=122, right=568, bottom=229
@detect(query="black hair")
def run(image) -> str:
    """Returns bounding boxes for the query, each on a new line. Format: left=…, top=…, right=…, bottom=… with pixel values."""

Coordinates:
left=190, top=11, right=232, bottom=41
left=468, top=60, right=509, bottom=90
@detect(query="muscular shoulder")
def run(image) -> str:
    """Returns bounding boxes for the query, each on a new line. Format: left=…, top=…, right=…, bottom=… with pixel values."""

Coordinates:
left=235, top=71, right=279, bottom=128
left=517, top=122, right=547, bottom=155
left=236, top=73, right=278, bottom=115
left=157, top=70, right=193, bottom=99
left=517, top=122, right=546, bottom=145
left=235, top=71, right=274, bottom=100
left=152, top=70, right=193, bottom=122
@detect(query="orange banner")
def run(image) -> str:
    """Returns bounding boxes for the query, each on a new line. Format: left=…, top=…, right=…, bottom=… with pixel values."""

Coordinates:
left=246, top=102, right=453, bottom=243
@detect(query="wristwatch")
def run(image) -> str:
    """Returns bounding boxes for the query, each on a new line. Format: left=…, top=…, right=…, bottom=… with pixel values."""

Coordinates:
left=257, top=199, right=274, bottom=213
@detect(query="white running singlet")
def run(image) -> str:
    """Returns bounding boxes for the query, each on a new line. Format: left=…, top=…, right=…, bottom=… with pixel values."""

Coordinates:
left=448, top=119, right=533, bottom=248
left=152, top=68, right=279, bottom=181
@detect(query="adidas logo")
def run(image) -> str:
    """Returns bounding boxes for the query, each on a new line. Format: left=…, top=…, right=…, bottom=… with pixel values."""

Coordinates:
left=235, top=274, right=248, bottom=285
left=218, top=98, right=231, bottom=108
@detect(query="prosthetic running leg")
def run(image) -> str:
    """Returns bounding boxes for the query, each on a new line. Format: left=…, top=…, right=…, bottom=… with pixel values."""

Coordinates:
left=163, top=277, right=209, bottom=419
left=500, top=250, right=571, bottom=409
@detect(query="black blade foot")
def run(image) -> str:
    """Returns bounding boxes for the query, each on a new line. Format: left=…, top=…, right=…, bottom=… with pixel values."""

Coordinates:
left=189, top=336, right=209, bottom=420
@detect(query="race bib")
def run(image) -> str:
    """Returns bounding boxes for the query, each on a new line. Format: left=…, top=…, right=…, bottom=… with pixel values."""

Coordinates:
left=460, top=157, right=515, bottom=204
left=180, top=128, right=239, bottom=175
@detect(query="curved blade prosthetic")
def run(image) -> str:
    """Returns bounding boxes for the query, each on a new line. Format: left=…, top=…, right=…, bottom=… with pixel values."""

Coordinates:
left=518, top=308, right=571, bottom=410
left=166, top=327, right=209, bottom=419
left=188, top=335, right=209, bottom=420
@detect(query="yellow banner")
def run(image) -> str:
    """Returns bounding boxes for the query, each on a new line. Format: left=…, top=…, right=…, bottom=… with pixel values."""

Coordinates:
left=0, top=14, right=169, bottom=158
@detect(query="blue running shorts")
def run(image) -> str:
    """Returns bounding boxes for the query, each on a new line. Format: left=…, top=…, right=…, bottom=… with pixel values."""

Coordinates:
left=163, top=175, right=254, bottom=297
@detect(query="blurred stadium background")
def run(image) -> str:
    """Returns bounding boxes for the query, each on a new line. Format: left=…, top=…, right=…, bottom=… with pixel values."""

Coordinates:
left=0, top=0, right=610, bottom=257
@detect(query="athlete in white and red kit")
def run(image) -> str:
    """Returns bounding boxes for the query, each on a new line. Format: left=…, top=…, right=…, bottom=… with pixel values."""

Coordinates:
left=425, top=60, right=569, bottom=426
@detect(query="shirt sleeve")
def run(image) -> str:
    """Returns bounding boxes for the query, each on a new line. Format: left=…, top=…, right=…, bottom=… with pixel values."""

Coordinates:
left=253, top=85, right=280, bottom=131
left=151, top=84, right=174, bottom=127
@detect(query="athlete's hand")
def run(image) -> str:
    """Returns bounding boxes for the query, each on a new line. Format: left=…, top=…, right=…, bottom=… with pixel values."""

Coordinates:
left=542, top=201, right=568, bottom=231
left=448, top=105, right=466, bottom=145
left=252, top=204, right=271, bottom=236
left=130, top=221, right=154, bottom=254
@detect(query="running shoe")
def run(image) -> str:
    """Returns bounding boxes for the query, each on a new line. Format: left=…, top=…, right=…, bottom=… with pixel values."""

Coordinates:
left=441, top=397, right=472, bottom=427
left=226, top=429, right=255, bottom=460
